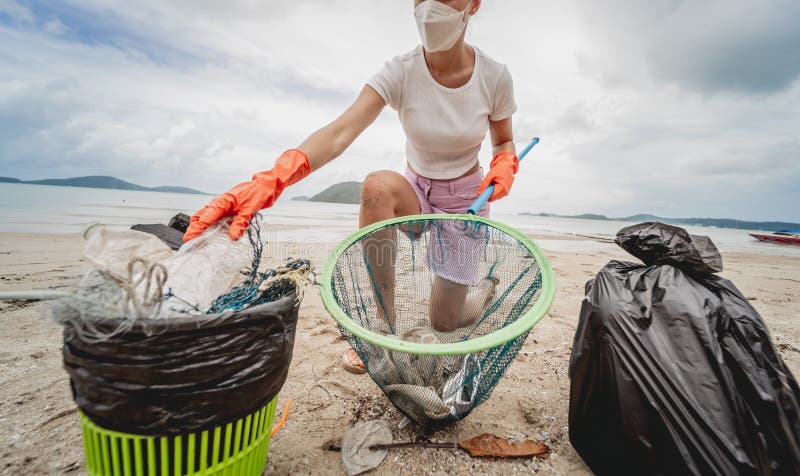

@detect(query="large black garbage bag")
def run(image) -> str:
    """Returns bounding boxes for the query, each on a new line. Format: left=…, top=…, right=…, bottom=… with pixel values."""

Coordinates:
left=568, top=222, right=800, bottom=476
left=63, top=293, right=298, bottom=435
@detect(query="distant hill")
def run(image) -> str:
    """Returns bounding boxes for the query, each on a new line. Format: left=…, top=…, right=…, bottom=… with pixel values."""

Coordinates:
left=1, top=175, right=207, bottom=195
left=570, top=213, right=609, bottom=221
left=149, top=185, right=207, bottom=194
left=309, top=181, right=362, bottom=204
left=291, top=195, right=310, bottom=201
left=520, top=211, right=800, bottom=232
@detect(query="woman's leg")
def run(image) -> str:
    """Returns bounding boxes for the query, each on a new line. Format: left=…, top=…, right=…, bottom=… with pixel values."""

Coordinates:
left=343, top=171, right=420, bottom=373
left=430, top=275, right=498, bottom=332
left=425, top=167, right=493, bottom=332
left=429, top=275, right=469, bottom=332
left=359, top=170, right=421, bottom=327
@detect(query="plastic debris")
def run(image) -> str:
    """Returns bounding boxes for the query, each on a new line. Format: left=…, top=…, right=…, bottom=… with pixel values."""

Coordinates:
left=270, top=399, right=292, bottom=437
left=159, top=221, right=252, bottom=314
left=82, top=224, right=174, bottom=281
left=340, top=420, right=393, bottom=476
left=385, top=385, right=452, bottom=420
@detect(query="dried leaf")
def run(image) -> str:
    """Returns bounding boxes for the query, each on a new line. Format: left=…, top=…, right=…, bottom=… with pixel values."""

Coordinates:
left=458, top=433, right=550, bottom=458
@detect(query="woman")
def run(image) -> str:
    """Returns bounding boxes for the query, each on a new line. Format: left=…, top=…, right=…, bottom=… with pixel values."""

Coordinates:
left=184, top=0, right=518, bottom=372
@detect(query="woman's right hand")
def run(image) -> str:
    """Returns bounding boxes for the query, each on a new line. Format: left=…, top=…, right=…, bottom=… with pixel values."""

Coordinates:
left=183, top=149, right=310, bottom=241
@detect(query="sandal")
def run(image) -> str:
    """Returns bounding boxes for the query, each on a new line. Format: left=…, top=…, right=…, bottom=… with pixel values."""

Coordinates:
left=342, top=348, right=367, bottom=374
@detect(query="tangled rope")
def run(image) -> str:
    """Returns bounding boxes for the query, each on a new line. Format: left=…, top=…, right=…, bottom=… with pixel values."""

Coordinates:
left=52, top=258, right=168, bottom=342
left=206, top=219, right=314, bottom=313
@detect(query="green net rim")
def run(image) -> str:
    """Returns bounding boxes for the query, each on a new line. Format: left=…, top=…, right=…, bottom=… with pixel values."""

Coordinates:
left=320, top=213, right=556, bottom=355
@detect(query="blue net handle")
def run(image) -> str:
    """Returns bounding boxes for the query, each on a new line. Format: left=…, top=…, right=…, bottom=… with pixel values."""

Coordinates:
left=467, top=137, right=540, bottom=215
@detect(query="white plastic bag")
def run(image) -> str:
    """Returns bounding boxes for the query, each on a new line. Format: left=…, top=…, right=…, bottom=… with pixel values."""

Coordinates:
left=159, top=221, right=252, bottom=314
left=83, top=224, right=175, bottom=281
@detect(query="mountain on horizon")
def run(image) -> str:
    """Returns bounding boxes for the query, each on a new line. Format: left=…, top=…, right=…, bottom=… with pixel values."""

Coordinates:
left=520, top=211, right=800, bottom=232
left=307, top=181, right=362, bottom=204
left=293, top=180, right=798, bottom=230
left=0, top=175, right=207, bottom=195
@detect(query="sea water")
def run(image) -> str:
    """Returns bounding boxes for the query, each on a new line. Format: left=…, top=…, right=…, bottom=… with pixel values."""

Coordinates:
left=1, top=182, right=798, bottom=257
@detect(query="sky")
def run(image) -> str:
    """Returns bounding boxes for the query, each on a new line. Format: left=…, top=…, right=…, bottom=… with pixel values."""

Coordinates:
left=1, top=0, right=798, bottom=222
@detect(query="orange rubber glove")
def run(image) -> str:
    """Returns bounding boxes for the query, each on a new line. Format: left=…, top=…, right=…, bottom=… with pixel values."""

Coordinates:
left=476, top=151, right=519, bottom=202
left=183, top=149, right=311, bottom=241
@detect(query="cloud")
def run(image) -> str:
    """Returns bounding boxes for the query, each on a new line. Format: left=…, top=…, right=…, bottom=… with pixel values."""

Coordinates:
left=575, top=0, right=800, bottom=95
left=0, top=0, right=32, bottom=23
left=0, top=1, right=798, bottom=222
left=42, top=17, right=68, bottom=35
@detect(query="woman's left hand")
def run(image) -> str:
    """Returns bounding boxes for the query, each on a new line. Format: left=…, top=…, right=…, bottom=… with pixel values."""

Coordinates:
left=477, top=151, right=519, bottom=201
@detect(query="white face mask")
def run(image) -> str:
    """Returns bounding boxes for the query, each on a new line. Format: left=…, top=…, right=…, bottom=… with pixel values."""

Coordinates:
left=414, top=0, right=473, bottom=53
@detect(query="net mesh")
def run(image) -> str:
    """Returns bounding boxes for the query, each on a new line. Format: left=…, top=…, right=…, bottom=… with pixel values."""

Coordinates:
left=329, top=217, right=543, bottom=427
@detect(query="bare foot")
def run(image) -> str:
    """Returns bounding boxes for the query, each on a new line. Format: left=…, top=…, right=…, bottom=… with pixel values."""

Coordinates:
left=459, top=276, right=499, bottom=328
left=342, top=348, right=367, bottom=374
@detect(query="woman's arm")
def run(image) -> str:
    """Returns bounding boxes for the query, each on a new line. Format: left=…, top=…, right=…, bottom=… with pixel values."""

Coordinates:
left=184, top=85, right=386, bottom=241
left=299, top=85, right=387, bottom=171
left=489, top=116, right=516, bottom=156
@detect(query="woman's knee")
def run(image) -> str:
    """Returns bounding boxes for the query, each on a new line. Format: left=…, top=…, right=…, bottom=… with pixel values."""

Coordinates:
left=361, top=170, right=406, bottom=209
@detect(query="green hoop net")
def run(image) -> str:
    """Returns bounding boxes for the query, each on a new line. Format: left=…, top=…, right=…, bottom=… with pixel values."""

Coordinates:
left=322, top=214, right=555, bottom=427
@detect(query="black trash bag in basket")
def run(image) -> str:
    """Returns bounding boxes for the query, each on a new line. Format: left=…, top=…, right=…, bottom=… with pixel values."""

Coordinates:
left=568, top=222, right=800, bottom=475
left=63, top=293, right=298, bottom=436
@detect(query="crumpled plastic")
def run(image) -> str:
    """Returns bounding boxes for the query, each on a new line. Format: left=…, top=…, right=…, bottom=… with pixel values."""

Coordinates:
left=367, top=328, right=484, bottom=423
left=340, top=420, right=392, bottom=476
left=569, top=222, right=800, bottom=475
left=63, top=293, right=298, bottom=435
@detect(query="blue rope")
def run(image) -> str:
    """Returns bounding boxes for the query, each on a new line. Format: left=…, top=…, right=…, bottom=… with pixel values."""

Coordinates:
left=206, top=218, right=311, bottom=314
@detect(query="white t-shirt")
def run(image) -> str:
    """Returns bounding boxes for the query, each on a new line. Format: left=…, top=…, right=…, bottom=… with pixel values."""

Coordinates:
left=367, top=45, right=517, bottom=179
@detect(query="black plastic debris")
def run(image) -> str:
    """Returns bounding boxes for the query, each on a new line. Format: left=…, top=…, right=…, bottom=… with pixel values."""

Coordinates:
left=131, top=213, right=192, bottom=250
left=168, top=212, right=191, bottom=233
left=569, top=222, right=800, bottom=475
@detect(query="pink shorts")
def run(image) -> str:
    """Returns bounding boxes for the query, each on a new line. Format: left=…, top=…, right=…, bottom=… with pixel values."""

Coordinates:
left=404, top=167, right=490, bottom=217
left=404, top=167, right=490, bottom=285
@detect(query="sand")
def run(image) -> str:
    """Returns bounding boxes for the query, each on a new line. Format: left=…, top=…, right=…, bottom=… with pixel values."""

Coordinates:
left=1, top=231, right=799, bottom=475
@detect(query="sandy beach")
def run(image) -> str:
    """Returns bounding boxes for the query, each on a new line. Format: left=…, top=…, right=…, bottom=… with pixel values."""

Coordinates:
left=1, top=231, right=799, bottom=475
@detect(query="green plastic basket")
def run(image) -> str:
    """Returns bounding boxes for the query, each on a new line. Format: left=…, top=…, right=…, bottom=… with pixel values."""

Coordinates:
left=80, top=395, right=279, bottom=476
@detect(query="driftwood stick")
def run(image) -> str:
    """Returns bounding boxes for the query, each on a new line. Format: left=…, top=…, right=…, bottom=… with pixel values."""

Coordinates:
left=323, top=436, right=459, bottom=452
